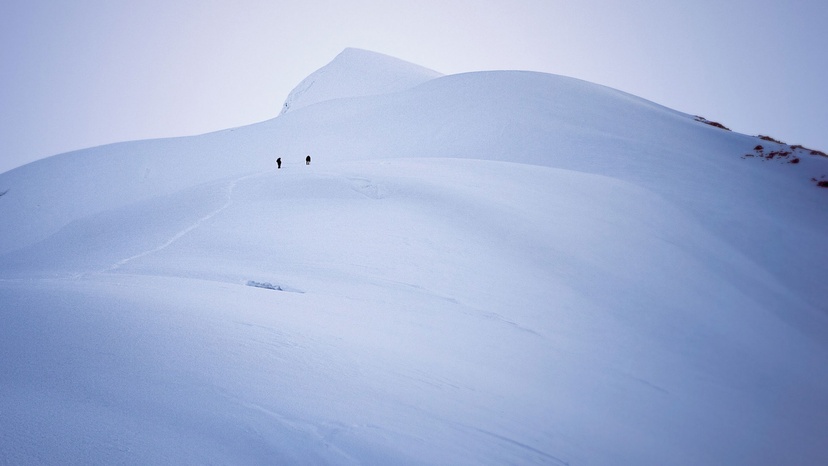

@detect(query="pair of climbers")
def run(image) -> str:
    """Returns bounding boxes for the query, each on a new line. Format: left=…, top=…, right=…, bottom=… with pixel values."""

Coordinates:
left=275, top=155, right=311, bottom=169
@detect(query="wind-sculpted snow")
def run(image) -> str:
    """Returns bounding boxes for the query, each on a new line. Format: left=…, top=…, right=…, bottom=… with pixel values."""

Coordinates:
left=280, top=47, right=442, bottom=115
left=1, top=49, right=827, bottom=465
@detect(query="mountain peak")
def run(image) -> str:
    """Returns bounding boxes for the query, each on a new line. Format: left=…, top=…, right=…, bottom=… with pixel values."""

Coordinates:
left=280, top=48, right=442, bottom=115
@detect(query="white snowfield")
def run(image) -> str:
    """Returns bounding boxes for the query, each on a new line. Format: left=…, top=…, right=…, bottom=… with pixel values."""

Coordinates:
left=1, top=48, right=827, bottom=465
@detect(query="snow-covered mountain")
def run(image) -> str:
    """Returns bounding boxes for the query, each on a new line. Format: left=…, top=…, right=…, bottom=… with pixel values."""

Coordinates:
left=280, top=47, right=443, bottom=115
left=1, top=49, right=827, bottom=465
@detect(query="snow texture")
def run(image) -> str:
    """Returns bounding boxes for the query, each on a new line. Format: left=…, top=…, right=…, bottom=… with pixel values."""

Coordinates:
left=1, top=49, right=827, bottom=465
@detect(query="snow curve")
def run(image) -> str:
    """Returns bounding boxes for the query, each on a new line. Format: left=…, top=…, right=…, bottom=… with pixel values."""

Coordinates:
left=280, top=48, right=442, bottom=115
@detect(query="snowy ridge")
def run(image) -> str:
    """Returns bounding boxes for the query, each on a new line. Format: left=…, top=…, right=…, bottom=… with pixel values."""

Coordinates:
left=280, top=47, right=442, bottom=114
left=1, top=49, right=827, bottom=465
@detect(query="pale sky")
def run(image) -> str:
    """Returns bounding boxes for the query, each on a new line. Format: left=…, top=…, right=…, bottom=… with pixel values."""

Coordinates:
left=2, top=0, right=826, bottom=174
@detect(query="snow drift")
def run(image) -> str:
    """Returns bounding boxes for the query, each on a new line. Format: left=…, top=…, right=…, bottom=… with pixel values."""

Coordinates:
left=1, top=49, right=827, bottom=465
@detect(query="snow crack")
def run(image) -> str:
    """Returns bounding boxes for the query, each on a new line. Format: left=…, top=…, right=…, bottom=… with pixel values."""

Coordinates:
left=246, top=280, right=282, bottom=291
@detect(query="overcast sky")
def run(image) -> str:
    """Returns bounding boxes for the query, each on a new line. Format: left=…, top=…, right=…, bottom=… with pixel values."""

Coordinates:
left=2, top=0, right=826, bottom=174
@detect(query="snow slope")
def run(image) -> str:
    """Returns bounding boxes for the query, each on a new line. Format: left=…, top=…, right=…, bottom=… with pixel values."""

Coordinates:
left=1, top=49, right=827, bottom=465
left=280, top=47, right=443, bottom=115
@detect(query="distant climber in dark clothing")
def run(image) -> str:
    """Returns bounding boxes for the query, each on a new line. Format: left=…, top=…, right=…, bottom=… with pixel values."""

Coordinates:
left=276, top=157, right=282, bottom=169
left=306, top=155, right=311, bottom=165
